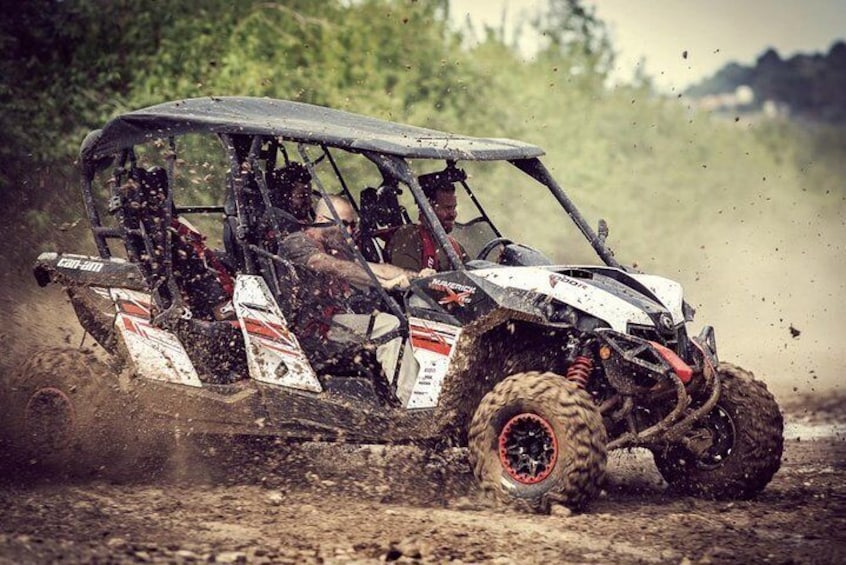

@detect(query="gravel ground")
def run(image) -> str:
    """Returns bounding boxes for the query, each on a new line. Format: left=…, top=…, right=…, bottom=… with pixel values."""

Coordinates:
left=0, top=413, right=843, bottom=564
left=1, top=283, right=844, bottom=564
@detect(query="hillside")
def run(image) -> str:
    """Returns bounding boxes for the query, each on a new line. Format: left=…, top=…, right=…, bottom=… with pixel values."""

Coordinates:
left=685, top=41, right=846, bottom=122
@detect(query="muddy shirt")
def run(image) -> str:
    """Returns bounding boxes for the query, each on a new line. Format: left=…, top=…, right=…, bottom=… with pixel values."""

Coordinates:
left=280, top=231, right=355, bottom=338
left=386, top=224, right=467, bottom=272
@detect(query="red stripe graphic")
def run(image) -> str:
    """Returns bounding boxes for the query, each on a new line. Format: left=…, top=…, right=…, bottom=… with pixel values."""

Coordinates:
left=410, top=325, right=454, bottom=356
left=254, top=339, right=301, bottom=358
left=241, top=318, right=300, bottom=353
left=117, top=300, right=150, bottom=318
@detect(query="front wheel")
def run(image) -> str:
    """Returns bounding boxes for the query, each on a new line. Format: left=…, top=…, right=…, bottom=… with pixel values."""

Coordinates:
left=651, top=362, right=783, bottom=499
left=468, top=372, right=607, bottom=513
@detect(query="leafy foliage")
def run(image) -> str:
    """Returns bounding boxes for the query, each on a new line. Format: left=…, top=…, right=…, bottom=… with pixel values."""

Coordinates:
left=1, top=0, right=844, bottom=283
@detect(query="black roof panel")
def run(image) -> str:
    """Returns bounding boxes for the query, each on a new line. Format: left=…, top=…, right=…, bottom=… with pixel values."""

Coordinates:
left=80, top=96, right=544, bottom=163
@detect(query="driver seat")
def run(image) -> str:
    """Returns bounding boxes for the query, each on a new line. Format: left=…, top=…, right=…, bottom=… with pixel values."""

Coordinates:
left=358, top=184, right=408, bottom=262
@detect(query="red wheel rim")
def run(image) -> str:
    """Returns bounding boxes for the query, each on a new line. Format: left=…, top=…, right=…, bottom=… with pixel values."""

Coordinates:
left=498, top=413, right=558, bottom=484
left=25, top=387, right=76, bottom=452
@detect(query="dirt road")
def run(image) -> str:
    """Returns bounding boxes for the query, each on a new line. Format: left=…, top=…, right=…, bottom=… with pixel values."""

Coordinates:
left=0, top=414, right=844, bottom=564
left=1, top=283, right=844, bottom=563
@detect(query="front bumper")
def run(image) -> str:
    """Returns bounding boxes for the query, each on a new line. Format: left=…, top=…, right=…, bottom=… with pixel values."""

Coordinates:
left=596, top=325, right=718, bottom=394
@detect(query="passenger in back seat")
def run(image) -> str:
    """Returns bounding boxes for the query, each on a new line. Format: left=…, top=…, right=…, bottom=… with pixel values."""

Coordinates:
left=264, top=162, right=315, bottom=235
left=171, top=216, right=235, bottom=321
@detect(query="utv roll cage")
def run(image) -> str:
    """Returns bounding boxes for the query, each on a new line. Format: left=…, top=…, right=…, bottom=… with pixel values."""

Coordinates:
left=78, top=96, right=622, bottom=326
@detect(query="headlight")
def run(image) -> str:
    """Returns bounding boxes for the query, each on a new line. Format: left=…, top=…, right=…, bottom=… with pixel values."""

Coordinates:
left=658, top=313, right=675, bottom=333
left=534, top=296, right=577, bottom=324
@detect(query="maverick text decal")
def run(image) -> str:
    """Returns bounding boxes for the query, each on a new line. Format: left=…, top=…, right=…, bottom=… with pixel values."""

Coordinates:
left=429, top=278, right=476, bottom=307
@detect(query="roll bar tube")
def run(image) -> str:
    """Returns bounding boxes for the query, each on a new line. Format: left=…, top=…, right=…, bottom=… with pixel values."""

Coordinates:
left=297, top=146, right=408, bottom=326
left=511, top=158, right=622, bottom=269
left=364, top=152, right=466, bottom=272
left=221, top=133, right=258, bottom=274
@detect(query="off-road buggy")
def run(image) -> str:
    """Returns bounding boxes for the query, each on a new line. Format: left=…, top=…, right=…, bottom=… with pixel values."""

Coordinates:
left=10, top=97, right=783, bottom=512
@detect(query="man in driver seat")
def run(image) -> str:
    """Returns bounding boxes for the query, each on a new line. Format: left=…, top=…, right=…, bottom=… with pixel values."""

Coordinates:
left=280, top=195, right=434, bottom=399
left=385, top=170, right=468, bottom=272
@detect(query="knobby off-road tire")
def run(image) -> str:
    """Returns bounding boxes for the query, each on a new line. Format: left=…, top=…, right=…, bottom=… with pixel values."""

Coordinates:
left=468, top=372, right=607, bottom=513
left=5, top=347, right=164, bottom=479
left=652, top=362, right=784, bottom=499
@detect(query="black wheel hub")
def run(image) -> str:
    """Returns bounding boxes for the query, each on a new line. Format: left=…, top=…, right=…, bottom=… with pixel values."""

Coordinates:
left=687, top=405, right=736, bottom=470
left=25, top=387, right=76, bottom=452
left=498, top=413, right=558, bottom=484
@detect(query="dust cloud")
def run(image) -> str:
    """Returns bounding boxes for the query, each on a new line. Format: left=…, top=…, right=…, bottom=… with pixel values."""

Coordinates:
left=672, top=193, right=845, bottom=401
left=1, top=178, right=842, bottom=407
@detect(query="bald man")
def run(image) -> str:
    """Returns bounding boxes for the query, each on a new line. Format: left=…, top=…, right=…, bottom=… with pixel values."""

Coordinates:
left=280, top=196, right=433, bottom=399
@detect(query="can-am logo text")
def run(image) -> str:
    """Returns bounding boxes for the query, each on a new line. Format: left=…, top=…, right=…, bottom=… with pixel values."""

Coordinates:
left=57, top=257, right=104, bottom=273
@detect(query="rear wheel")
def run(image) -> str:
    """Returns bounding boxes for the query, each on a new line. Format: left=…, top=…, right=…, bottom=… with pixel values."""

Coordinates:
left=651, top=362, right=783, bottom=499
left=4, top=347, right=165, bottom=479
left=468, top=372, right=607, bottom=513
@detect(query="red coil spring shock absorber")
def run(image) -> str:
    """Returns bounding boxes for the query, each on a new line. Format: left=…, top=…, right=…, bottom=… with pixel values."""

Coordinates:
left=566, top=355, right=594, bottom=389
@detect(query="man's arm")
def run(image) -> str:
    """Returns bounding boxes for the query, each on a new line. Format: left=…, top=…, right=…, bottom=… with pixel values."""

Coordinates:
left=307, top=252, right=426, bottom=289
left=370, top=261, right=433, bottom=286
left=306, top=252, right=377, bottom=286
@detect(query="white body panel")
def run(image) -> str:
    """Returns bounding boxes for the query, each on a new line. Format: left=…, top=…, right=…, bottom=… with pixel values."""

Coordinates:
left=628, top=273, right=686, bottom=324
left=472, top=266, right=656, bottom=331
left=405, top=318, right=462, bottom=409
left=110, top=288, right=203, bottom=387
left=233, top=275, right=322, bottom=393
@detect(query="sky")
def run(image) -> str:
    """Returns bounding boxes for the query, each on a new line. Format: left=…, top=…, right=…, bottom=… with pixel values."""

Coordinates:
left=449, top=0, right=846, bottom=92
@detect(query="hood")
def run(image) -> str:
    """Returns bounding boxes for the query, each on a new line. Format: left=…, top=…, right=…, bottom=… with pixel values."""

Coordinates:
left=470, top=265, right=685, bottom=333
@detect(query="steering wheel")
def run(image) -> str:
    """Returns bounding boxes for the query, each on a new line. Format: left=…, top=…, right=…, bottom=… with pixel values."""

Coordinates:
left=476, top=237, right=513, bottom=261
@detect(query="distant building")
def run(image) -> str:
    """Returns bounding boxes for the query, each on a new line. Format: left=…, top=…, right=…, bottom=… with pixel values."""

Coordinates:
left=695, top=85, right=756, bottom=114
left=684, top=42, right=846, bottom=124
